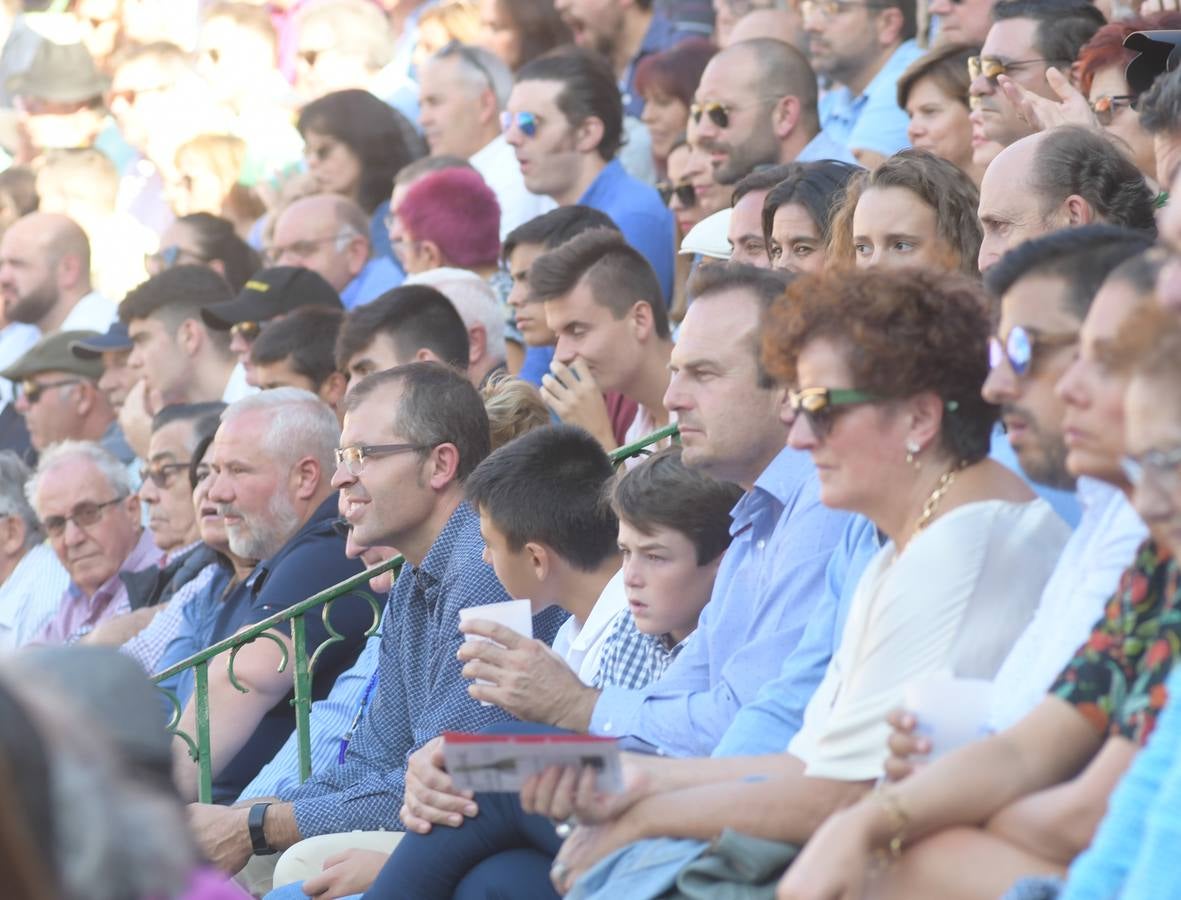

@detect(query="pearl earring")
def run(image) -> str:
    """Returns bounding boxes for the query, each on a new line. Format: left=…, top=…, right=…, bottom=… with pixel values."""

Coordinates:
left=905, top=440, right=921, bottom=469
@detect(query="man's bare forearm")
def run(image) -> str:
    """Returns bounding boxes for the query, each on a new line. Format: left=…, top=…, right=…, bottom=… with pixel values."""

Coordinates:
left=262, top=801, right=303, bottom=852
left=625, top=764, right=871, bottom=846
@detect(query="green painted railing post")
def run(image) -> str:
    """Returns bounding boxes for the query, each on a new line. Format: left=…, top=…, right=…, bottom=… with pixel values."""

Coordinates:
left=291, top=613, right=313, bottom=783
left=156, top=426, right=678, bottom=796
left=193, top=661, right=213, bottom=804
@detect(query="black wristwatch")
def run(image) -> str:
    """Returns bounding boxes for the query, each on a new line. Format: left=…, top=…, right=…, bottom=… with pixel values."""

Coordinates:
left=248, top=802, right=277, bottom=856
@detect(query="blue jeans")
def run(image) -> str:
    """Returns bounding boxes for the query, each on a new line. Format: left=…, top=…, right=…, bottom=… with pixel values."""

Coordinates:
left=361, top=791, right=561, bottom=899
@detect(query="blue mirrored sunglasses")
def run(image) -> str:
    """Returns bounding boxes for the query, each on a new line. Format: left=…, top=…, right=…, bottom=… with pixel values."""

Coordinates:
left=500, top=110, right=539, bottom=138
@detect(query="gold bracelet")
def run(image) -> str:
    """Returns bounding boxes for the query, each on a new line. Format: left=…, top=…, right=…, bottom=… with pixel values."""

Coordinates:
left=873, top=787, right=910, bottom=863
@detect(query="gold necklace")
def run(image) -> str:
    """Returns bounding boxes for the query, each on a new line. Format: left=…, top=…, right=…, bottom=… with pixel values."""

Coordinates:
left=913, top=468, right=959, bottom=538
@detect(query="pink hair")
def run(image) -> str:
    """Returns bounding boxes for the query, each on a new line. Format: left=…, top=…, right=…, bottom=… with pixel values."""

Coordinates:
left=397, top=168, right=501, bottom=268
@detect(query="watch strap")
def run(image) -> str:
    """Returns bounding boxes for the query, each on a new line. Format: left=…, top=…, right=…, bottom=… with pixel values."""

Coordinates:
left=248, top=802, right=276, bottom=856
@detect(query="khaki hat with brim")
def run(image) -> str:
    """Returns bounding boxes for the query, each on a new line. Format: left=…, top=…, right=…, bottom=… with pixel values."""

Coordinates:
left=0, top=330, right=104, bottom=382
left=5, top=40, right=109, bottom=104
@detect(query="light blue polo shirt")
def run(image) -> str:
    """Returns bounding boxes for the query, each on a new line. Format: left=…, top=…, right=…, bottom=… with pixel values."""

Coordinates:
left=819, top=39, right=924, bottom=160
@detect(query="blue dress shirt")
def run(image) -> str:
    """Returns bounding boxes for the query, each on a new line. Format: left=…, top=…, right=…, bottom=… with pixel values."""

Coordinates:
left=819, top=40, right=924, bottom=160
left=284, top=502, right=568, bottom=837
left=578, top=159, right=676, bottom=304
left=589, top=446, right=852, bottom=757
left=619, top=13, right=700, bottom=118
left=340, top=255, right=404, bottom=310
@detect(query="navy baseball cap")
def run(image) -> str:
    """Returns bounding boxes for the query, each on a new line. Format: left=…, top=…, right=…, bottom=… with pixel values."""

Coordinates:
left=1125, top=30, right=1181, bottom=96
left=69, top=321, right=132, bottom=360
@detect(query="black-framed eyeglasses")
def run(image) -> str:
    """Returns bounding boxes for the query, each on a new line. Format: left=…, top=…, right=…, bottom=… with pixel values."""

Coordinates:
left=230, top=321, right=261, bottom=343
left=1090, top=94, right=1137, bottom=127
left=787, top=387, right=879, bottom=438
left=501, top=110, right=540, bottom=138
left=1122, top=447, right=1181, bottom=493
left=334, top=443, right=425, bottom=476
left=657, top=180, right=697, bottom=208
left=18, top=378, right=80, bottom=406
left=968, top=56, right=1069, bottom=83
left=988, top=326, right=1078, bottom=378
left=140, top=460, right=192, bottom=489
left=330, top=516, right=354, bottom=539
left=800, top=0, right=892, bottom=18
left=42, top=496, right=127, bottom=538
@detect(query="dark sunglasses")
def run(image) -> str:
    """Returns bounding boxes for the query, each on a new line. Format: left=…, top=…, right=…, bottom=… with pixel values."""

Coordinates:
left=968, top=56, right=1069, bottom=83
left=690, top=101, right=733, bottom=129
left=787, top=387, right=878, bottom=438
left=501, top=110, right=540, bottom=138
left=18, top=378, right=79, bottom=405
left=988, top=326, right=1078, bottom=377
left=330, top=517, right=354, bottom=539
left=230, top=321, right=261, bottom=342
left=657, top=181, right=697, bottom=207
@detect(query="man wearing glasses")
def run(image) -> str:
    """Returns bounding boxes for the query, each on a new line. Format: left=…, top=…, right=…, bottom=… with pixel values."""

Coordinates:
left=975, top=227, right=1150, bottom=738
left=504, top=48, right=675, bottom=304
left=1, top=329, right=135, bottom=466
left=967, top=0, right=1104, bottom=164
left=418, top=43, right=554, bottom=239
left=802, top=0, right=923, bottom=168
left=265, top=194, right=402, bottom=311
left=27, top=441, right=161, bottom=646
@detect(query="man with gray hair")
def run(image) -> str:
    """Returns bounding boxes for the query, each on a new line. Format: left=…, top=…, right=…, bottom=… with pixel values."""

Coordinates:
left=171, top=387, right=372, bottom=804
left=28, top=440, right=161, bottom=646
left=0, top=450, right=69, bottom=649
left=418, top=43, right=554, bottom=238
left=406, top=267, right=508, bottom=387
left=266, top=194, right=403, bottom=310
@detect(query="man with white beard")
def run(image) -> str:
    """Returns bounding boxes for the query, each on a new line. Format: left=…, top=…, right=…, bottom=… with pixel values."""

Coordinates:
left=168, top=388, right=373, bottom=804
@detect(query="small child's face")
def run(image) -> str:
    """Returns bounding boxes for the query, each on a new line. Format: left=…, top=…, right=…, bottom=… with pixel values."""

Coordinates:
left=618, top=519, right=718, bottom=644
left=479, top=507, right=545, bottom=610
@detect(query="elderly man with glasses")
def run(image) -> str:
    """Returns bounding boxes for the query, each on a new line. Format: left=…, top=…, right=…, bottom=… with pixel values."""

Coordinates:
left=265, top=194, right=402, bottom=311
left=27, top=440, right=161, bottom=646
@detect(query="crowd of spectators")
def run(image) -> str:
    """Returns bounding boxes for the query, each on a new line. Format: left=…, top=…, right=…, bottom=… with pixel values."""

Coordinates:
left=0, top=0, right=1180, bottom=898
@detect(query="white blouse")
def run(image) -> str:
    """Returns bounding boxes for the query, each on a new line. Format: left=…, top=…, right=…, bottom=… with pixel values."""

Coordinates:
left=787, top=498, right=1070, bottom=781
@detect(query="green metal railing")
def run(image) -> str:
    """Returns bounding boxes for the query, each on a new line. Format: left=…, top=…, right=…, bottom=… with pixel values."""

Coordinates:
left=155, top=423, right=679, bottom=803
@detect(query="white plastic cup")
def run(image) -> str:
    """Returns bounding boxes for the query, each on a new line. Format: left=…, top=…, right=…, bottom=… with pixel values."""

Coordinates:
left=459, top=599, right=533, bottom=704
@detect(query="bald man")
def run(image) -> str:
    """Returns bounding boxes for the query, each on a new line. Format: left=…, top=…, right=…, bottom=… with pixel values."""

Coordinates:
left=727, top=8, right=806, bottom=52
left=976, top=127, right=1158, bottom=272
left=265, top=194, right=403, bottom=310
left=0, top=213, right=116, bottom=334
left=692, top=38, right=853, bottom=187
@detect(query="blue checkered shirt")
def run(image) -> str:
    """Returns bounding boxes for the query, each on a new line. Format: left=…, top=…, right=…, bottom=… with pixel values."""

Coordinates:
left=284, top=501, right=566, bottom=837
left=594, top=611, right=687, bottom=690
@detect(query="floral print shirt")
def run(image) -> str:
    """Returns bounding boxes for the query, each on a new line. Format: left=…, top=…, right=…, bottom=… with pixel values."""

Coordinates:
left=1053, top=540, right=1181, bottom=746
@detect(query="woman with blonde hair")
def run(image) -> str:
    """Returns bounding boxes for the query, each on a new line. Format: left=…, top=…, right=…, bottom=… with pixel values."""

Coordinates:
left=171, top=133, right=266, bottom=239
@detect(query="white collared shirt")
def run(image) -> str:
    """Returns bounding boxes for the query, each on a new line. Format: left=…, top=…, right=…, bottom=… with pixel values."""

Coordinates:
left=552, top=569, right=629, bottom=684
left=469, top=134, right=555, bottom=240
left=60, top=290, right=117, bottom=333
left=988, top=478, right=1148, bottom=732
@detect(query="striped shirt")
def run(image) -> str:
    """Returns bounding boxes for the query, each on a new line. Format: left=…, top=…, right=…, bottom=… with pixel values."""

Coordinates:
left=0, top=541, right=70, bottom=650
left=238, top=606, right=387, bottom=801
left=121, top=561, right=222, bottom=672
